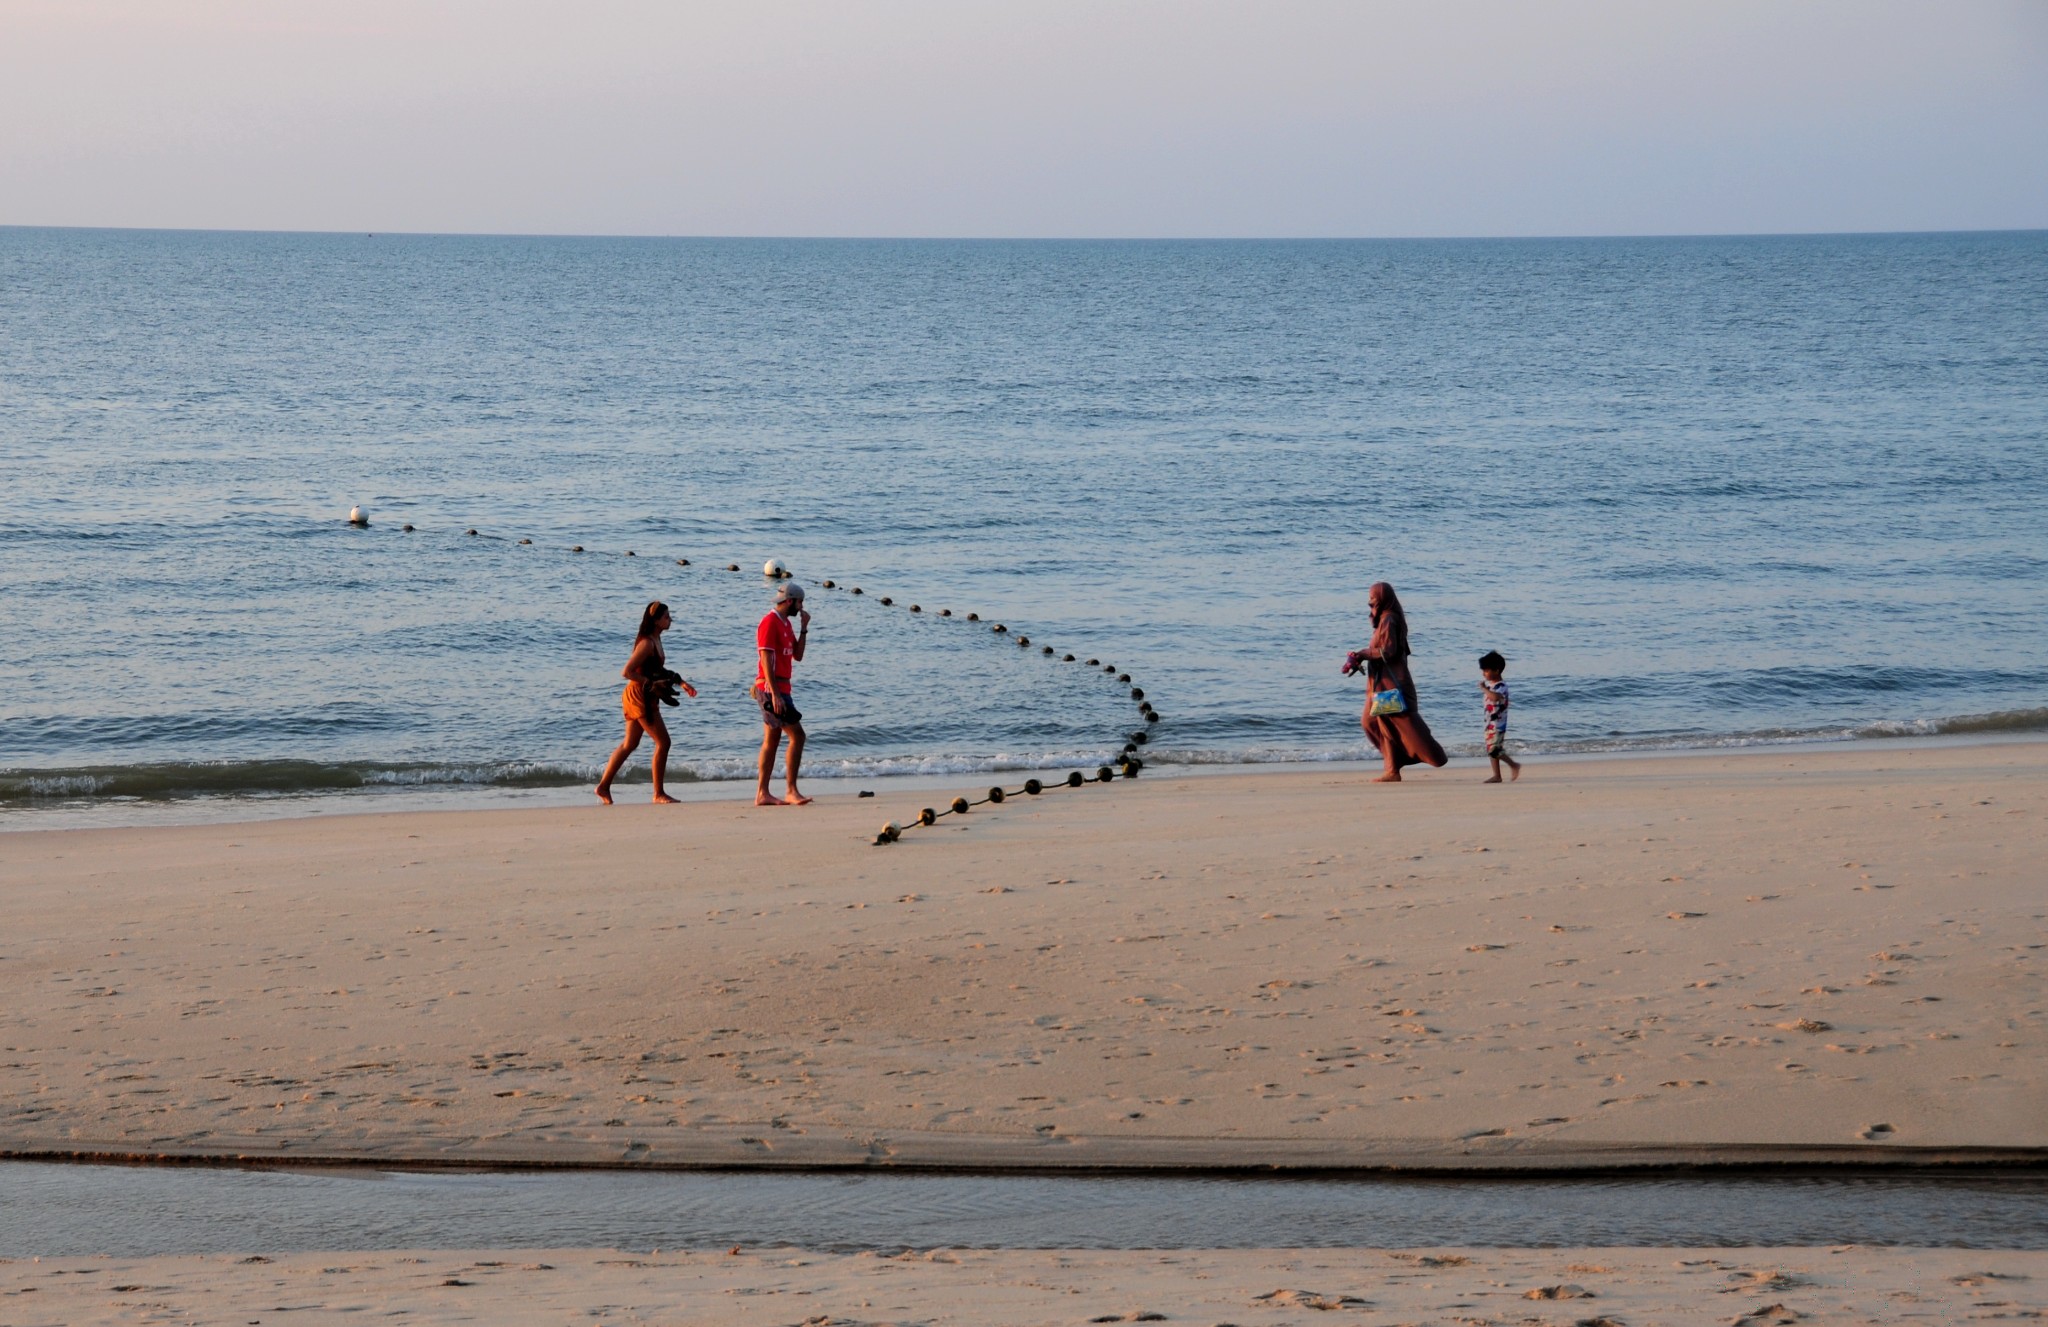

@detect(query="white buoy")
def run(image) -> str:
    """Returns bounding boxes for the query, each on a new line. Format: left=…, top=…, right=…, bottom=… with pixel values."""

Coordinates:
left=764, top=558, right=788, bottom=579
left=348, top=506, right=369, bottom=526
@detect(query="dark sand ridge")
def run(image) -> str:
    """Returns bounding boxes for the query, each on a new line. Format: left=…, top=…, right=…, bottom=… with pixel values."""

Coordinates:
left=2, top=741, right=2043, bottom=1171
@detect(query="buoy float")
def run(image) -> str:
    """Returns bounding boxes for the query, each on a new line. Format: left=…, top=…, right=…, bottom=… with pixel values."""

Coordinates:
left=876, top=821, right=902, bottom=844
left=1130, top=687, right=1144, bottom=700
left=726, top=564, right=740, bottom=572
left=939, top=609, right=951, bottom=617
left=993, top=624, right=1006, bottom=633
left=1024, top=779, right=1043, bottom=795
left=519, top=537, right=531, bottom=545
left=677, top=558, right=690, bottom=566
left=919, top=807, right=937, bottom=827
left=348, top=506, right=369, bottom=526
left=764, top=558, right=787, bottom=578
left=880, top=596, right=893, bottom=606
left=1063, top=654, right=1075, bottom=661
left=1117, top=673, right=1130, bottom=683
left=966, top=612, right=979, bottom=621
left=1042, top=646, right=1054, bottom=655
left=910, top=604, right=921, bottom=613
left=822, top=579, right=834, bottom=588
left=625, top=550, right=635, bottom=557
left=402, top=523, right=414, bottom=532
left=987, top=786, right=1005, bottom=804
left=852, top=587, right=863, bottom=595
left=572, top=546, right=584, bottom=553
left=1065, top=771, right=1084, bottom=788
left=1096, top=767, right=1115, bottom=783
left=950, top=796, right=970, bottom=815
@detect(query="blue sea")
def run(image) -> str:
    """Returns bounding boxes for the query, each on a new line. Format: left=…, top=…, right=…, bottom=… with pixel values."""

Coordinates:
left=3, top=227, right=2044, bottom=823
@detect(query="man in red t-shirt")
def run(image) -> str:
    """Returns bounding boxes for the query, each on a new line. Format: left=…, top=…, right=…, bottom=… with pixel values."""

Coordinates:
left=753, top=581, right=811, bottom=806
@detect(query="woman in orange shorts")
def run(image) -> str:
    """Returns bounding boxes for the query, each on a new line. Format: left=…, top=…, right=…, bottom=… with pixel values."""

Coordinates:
left=596, top=600, right=695, bottom=805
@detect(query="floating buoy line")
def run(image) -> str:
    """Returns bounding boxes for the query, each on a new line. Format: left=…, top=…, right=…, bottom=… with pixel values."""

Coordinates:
left=345, top=512, right=1158, bottom=845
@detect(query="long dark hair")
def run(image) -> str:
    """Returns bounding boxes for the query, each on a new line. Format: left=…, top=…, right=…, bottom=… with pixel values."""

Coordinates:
left=636, top=601, right=670, bottom=641
left=1368, top=582, right=1409, bottom=663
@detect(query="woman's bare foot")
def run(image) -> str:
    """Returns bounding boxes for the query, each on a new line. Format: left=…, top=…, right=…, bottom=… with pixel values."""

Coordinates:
left=595, top=785, right=613, bottom=805
left=782, top=791, right=813, bottom=805
left=1371, top=772, right=1402, bottom=783
left=652, top=792, right=679, bottom=804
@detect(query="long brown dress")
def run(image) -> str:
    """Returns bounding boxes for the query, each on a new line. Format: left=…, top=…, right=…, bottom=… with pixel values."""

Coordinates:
left=1361, top=583, right=1448, bottom=771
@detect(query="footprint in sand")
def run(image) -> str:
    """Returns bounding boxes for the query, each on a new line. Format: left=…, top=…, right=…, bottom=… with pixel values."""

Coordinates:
left=1256, top=1289, right=1371, bottom=1309
left=1859, top=1122, right=1895, bottom=1140
left=1525, top=1284, right=1595, bottom=1299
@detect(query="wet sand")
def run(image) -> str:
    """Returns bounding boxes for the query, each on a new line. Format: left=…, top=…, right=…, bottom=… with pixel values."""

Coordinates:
left=4, top=1245, right=2043, bottom=1324
left=3, top=740, right=2042, bottom=1169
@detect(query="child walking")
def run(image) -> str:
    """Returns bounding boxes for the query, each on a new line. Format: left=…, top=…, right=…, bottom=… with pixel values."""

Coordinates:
left=1478, top=650, right=1522, bottom=783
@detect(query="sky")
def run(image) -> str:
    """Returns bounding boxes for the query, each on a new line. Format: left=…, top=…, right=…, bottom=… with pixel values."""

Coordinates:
left=2, top=0, right=2044, bottom=238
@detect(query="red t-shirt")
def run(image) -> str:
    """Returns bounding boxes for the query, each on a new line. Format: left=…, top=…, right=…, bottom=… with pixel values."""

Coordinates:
left=757, top=611, right=796, bottom=693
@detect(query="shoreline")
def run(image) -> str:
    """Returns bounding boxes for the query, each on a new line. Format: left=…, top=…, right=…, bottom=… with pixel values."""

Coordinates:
left=5, top=724, right=2046, bottom=835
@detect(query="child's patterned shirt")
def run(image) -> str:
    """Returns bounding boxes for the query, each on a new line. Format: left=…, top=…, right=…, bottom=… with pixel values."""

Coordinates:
left=1482, top=679, right=1510, bottom=749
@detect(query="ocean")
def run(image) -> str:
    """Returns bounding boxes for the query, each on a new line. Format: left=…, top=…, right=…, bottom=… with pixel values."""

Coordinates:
left=3, top=227, right=2044, bottom=823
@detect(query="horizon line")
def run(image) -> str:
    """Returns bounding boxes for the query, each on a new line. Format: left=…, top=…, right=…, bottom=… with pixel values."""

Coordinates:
left=5, top=222, right=2046, bottom=245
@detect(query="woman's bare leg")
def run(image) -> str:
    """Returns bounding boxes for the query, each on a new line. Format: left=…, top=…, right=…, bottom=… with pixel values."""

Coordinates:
left=597, top=723, right=644, bottom=804
left=644, top=711, right=677, bottom=804
left=1365, top=716, right=1401, bottom=782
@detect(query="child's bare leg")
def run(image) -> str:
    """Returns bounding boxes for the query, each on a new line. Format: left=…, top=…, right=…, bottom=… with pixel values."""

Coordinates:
left=1484, top=754, right=1503, bottom=783
left=1505, top=752, right=1522, bottom=781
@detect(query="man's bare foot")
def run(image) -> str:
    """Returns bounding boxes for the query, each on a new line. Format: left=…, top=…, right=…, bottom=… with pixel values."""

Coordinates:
left=652, top=792, right=679, bottom=804
left=595, top=785, right=613, bottom=805
left=1371, top=772, right=1402, bottom=783
left=1483, top=774, right=1502, bottom=783
left=1509, top=765, right=1522, bottom=781
left=782, top=791, right=813, bottom=805
left=754, top=792, right=782, bottom=807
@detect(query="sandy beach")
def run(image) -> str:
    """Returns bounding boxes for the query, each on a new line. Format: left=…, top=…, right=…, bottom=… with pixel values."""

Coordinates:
left=4, top=1244, right=2043, bottom=1324
left=2, top=740, right=2043, bottom=1169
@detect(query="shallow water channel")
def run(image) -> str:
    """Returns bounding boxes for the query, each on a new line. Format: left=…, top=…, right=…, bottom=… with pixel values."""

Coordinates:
left=4, top=1164, right=2045, bottom=1256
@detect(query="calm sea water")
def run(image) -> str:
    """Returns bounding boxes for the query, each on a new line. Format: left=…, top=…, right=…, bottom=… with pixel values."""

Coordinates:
left=3, top=228, right=2045, bottom=820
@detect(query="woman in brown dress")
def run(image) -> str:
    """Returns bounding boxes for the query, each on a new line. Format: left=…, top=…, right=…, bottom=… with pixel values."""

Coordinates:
left=596, top=600, right=694, bottom=805
left=1353, top=582, right=1448, bottom=783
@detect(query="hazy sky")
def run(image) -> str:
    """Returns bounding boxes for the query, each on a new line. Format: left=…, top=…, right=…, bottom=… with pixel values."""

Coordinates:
left=3, top=0, right=2044, bottom=237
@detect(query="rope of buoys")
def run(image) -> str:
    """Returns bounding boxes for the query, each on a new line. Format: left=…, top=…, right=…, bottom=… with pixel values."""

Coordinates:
left=783, top=576, right=1156, bottom=847
left=339, top=511, right=1163, bottom=837
left=874, top=762, right=1136, bottom=844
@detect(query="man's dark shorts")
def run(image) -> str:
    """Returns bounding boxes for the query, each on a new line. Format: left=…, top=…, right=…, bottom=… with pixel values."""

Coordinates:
left=758, top=688, right=803, bottom=730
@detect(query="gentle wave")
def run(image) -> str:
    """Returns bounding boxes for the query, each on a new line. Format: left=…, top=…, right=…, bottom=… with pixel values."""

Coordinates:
left=0, top=749, right=1133, bottom=804
left=0, top=760, right=619, bottom=803
left=5, top=709, right=2042, bottom=806
left=1146, top=707, right=2048, bottom=765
